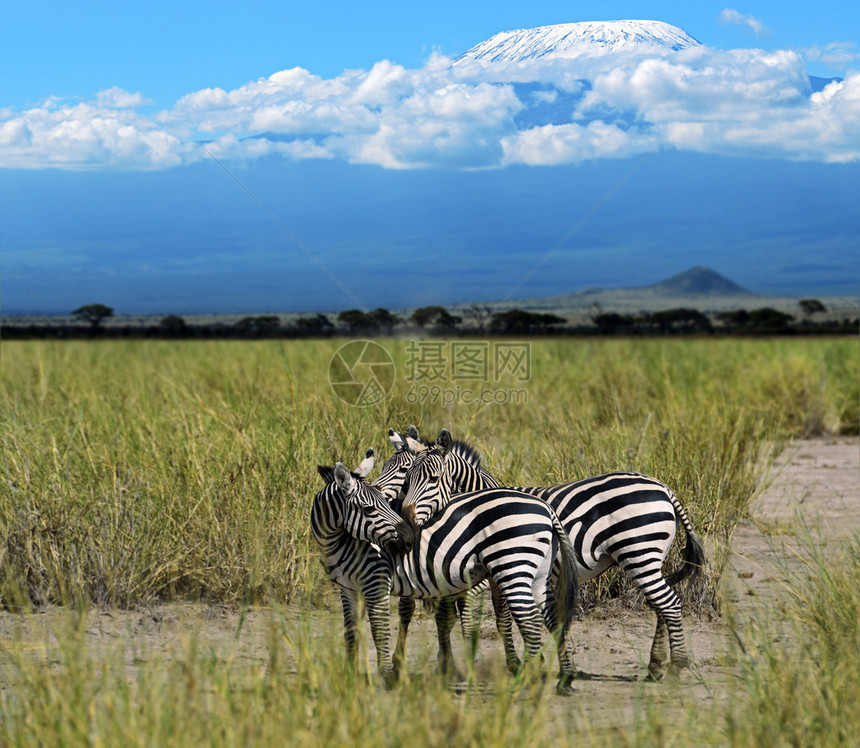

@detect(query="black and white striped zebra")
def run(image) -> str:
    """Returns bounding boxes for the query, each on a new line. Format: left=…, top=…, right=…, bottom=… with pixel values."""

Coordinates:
left=371, top=427, right=427, bottom=500
left=399, top=428, right=706, bottom=680
left=375, top=428, right=503, bottom=669
left=311, top=457, right=579, bottom=691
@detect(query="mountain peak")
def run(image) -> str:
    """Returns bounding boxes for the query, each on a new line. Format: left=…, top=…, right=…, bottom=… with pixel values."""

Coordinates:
left=645, top=266, right=755, bottom=297
left=456, top=20, right=701, bottom=65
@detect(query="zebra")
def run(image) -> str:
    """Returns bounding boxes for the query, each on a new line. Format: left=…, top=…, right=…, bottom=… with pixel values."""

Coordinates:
left=399, top=428, right=706, bottom=680
left=311, top=456, right=580, bottom=692
left=374, top=427, right=502, bottom=667
left=371, top=427, right=426, bottom=500
left=369, top=430, right=479, bottom=670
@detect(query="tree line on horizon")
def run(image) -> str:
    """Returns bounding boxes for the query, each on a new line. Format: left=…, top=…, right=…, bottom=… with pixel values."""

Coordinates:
left=1, top=299, right=856, bottom=339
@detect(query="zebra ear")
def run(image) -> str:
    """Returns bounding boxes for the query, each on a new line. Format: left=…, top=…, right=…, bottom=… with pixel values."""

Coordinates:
left=355, top=449, right=374, bottom=478
left=334, top=463, right=355, bottom=495
left=389, top=429, right=406, bottom=452
left=317, top=465, right=336, bottom=484
left=436, top=429, right=453, bottom=456
left=406, top=425, right=420, bottom=441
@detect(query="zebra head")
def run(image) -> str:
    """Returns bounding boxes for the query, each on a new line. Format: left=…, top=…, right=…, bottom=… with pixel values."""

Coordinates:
left=357, top=447, right=375, bottom=477
left=372, top=426, right=427, bottom=500
left=400, top=428, right=456, bottom=531
left=325, top=462, right=415, bottom=554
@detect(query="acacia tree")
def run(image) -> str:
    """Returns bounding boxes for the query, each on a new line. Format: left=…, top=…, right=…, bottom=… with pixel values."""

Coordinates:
left=159, top=315, right=188, bottom=337
left=234, top=316, right=282, bottom=337
left=295, top=314, right=334, bottom=336
left=370, top=308, right=401, bottom=333
left=467, top=304, right=493, bottom=333
left=749, top=307, right=794, bottom=329
left=71, top=304, right=114, bottom=331
left=337, top=309, right=380, bottom=334
left=489, top=309, right=565, bottom=334
left=799, top=299, right=827, bottom=318
left=410, top=306, right=461, bottom=330
left=410, top=306, right=446, bottom=328
left=643, top=308, right=712, bottom=334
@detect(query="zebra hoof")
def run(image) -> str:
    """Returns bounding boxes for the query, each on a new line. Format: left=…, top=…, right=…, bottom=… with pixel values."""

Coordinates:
left=670, top=655, right=691, bottom=672
left=646, top=665, right=665, bottom=682
left=556, top=674, right=576, bottom=696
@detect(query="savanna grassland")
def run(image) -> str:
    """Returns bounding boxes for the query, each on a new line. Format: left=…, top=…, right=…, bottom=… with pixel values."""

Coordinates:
left=0, top=336, right=858, bottom=746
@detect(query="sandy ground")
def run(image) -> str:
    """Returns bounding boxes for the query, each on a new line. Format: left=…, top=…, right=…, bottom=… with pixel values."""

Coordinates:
left=2, top=436, right=858, bottom=724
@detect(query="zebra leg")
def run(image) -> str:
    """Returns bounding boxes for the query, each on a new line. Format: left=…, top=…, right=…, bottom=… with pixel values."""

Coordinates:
left=364, top=593, right=397, bottom=687
left=456, top=591, right=480, bottom=667
left=647, top=611, right=671, bottom=680
left=631, top=570, right=692, bottom=679
left=490, top=581, right=521, bottom=674
left=393, top=596, right=415, bottom=678
left=340, top=589, right=361, bottom=672
left=435, top=598, right=460, bottom=677
left=537, top=581, right=577, bottom=693
left=496, top=581, right=546, bottom=670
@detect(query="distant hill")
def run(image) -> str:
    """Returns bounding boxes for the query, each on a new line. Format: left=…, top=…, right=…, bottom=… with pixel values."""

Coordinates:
left=644, top=266, right=756, bottom=297
left=474, top=266, right=809, bottom=317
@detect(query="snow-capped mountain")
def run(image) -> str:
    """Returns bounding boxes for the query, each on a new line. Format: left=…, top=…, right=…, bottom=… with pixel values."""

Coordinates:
left=456, top=20, right=701, bottom=64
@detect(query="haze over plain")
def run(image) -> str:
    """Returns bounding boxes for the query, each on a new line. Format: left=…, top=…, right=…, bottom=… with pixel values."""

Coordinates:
left=1, top=3, right=858, bottom=314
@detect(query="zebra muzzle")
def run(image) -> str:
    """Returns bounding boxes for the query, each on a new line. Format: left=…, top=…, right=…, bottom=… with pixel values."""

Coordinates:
left=401, top=503, right=419, bottom=534
left=384, top=521, right=415, bottom=555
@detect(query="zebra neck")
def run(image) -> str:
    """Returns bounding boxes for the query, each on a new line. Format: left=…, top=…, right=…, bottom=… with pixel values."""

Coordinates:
left=388, top=548, right=424, bottom=596
left=450, top=454, right=495, bottom=492
left=318, top=528, right=372, bottom=566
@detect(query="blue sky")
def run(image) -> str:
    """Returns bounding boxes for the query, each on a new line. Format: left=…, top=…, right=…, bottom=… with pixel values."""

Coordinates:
left=1, top=2, right=858, bottom=314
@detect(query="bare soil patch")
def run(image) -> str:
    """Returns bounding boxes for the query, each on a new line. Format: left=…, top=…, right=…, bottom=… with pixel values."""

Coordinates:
left=2, top=437, right=858, bottom=724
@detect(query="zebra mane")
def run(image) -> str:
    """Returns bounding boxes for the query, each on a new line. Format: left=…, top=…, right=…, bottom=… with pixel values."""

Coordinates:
left=449, top=439, right=482, bottom=470
left=316, top=465, right=366, bottom=486
left=317, top=465, right=336, bottom=484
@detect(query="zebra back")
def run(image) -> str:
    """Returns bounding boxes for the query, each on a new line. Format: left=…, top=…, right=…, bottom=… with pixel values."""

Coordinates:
left=517, top=472, right=694, bottom=581
left=392, top=487, right=565, bottom=599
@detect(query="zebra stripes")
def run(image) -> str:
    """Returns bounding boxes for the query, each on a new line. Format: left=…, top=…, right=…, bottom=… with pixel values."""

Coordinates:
left=372, top=427, right=426, bottom=500
left=311, top=458, right=579, bottom=691
left=376, top=428, right=496, bottom=670
left=399, top=428, right=706, bottom=679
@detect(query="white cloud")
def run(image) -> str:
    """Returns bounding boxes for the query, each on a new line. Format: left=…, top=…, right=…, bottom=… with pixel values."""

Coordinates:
left=0, top=119, right=32, bottom=148
left=804, top=42, right=860, bottom=69
left=1, top=40, right=859, bottom=170
left=96, top=87, right=151, bottom=109
left=501, top=122, right=654, bottom=165
left=0, top=99, right=193, bottom=169
left=720, top=8, right=767, bottom=37
left=581, top=48, right=809, bottom=117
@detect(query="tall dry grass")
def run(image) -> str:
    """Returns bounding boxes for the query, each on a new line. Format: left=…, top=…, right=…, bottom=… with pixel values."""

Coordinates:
left=0, top=337, right=856, bottom=610
left=0, top=336, right=858, bottom=746
left=2, top=532, right=860, bottom=746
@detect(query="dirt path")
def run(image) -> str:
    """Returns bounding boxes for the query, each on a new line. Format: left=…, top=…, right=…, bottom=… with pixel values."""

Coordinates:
left=452, top=435, right=860, bottom=723
left=560, top=435, right=860, bottom=723
left=2, top=437, right=858, bottom=723
left=727, top=436, right=860, bottom=625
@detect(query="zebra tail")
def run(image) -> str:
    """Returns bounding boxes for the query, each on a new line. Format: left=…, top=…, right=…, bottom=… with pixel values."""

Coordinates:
left=665, top=492, right=706, bottom=588
left=551, top=512, right=579, bottom=632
